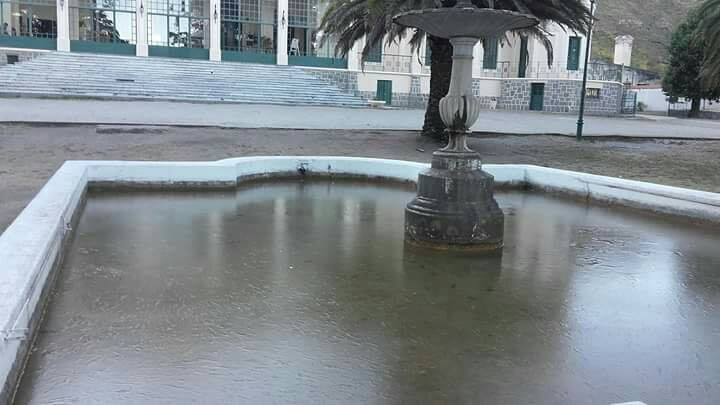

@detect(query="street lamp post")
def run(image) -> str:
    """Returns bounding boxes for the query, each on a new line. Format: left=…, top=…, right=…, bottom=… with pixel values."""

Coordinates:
left=576, top=0, right=597, bottom=141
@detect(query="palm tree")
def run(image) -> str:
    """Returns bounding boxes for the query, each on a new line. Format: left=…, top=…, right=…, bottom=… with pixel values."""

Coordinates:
left=320, top=0, right=592, bottom=141
left=698, top=0, right=720, bottom=88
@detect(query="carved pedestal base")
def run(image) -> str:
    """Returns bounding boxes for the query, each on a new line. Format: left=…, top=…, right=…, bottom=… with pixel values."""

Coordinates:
left=405, top=149, right=504, bottom=253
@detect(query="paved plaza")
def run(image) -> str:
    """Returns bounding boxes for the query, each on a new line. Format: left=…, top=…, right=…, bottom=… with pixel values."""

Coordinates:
left=3, top=124, right=720, bottom=236
left=3, top=98, right=720, bottom=139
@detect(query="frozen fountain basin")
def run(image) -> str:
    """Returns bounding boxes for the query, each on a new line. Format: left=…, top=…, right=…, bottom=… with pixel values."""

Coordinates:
left=2, top=157, right=720, bottom=404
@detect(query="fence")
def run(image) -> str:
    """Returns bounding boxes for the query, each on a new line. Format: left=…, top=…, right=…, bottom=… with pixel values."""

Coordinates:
left=621, top=91, right=637, bottom=115
left=289, top=47, right=348, bottom=68
left=668, top=99, right=720, bottom=120
left=359, top=53, right=413, bottom=74
left=358, top=54, right=629, bottom=83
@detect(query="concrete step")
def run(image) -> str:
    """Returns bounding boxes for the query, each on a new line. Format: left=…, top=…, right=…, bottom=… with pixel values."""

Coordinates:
left=0, top=82, right=358, bottom=98
left=0, top=82, right=360, bottom=101
left=0, top=90, right=364, bottom=107
left=15, top=56, right=316, bottom=79
left=0, top=79, right=355, bottom=97
left=0, top=51, right=365, bottom=107
left=8, top=66, right=327, bottom=83
left=0, top=72, right=346, bottom=91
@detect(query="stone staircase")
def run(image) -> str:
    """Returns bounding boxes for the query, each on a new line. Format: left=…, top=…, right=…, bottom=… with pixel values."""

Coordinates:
left=0, top=52, right=366, bottom=107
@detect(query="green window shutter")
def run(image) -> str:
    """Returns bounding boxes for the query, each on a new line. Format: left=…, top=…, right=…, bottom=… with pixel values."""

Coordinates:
left=518, top=36, right=528, bottom=78
left=567, top=36, right=581, bottom=71
left=425, top=43, right=432, bottom=65
left=366, top=42, right=382, bottom=63
left=483, top=38, right=498, bottom=69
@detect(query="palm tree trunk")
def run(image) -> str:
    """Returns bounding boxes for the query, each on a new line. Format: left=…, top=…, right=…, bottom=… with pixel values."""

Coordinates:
left=422, top=35, right=453, bottom=141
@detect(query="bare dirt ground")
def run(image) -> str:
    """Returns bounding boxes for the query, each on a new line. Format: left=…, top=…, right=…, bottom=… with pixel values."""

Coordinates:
left=2, top=123, right=719, bottom=233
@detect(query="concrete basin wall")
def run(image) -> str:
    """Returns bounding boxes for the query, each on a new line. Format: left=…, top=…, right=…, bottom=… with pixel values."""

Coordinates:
left=1, top=157, right=719, bottom=403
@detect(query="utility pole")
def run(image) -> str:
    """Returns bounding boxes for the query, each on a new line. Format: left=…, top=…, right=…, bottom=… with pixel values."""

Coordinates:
left=576, top=0, right=597, bottom=141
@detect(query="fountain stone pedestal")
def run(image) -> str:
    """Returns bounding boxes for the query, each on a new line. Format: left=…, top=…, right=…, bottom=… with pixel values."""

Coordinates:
left=395, top=3, right=538, bottom=252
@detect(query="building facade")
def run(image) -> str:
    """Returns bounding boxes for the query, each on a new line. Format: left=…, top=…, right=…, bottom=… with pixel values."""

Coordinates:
left=0, top=0, right=623, bottom=114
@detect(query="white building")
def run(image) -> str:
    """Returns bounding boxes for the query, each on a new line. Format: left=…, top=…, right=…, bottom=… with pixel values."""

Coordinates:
left=0, top=0, right=623, bottom=113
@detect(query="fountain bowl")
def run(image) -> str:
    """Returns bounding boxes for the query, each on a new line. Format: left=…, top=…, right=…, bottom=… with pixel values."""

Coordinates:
left=394, top=8, right=539, bottom=39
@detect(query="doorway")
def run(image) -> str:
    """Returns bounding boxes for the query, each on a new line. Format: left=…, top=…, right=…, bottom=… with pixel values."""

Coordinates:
left=529, top=83, right=545, bottom=111
left=376, top=80, right=392, bottom=105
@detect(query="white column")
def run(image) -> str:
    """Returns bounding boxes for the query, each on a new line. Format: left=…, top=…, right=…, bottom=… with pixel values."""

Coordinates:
left=56, top=0, right=70, bottom=51
left=472, top=42, right=482, bottom=77
left=347, top=40, right=362, bottom=71
left=136, top=0, right=148, bottom=56
left=209, top=0, right=221, bottom=61
left=276, top=0, right=288, bottom=65
left=409, top=38, right=422, bottom=75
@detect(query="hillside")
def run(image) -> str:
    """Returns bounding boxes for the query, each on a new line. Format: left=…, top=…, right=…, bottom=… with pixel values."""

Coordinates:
left=591, top=0, right=700, bottom=73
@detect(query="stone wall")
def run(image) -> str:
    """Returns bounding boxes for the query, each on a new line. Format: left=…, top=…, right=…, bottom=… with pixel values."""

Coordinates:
left=393, top=92, right=428, bottom=109
left=304, top=69, right=431, bottom=108
left=302, top=67, right=622, bottom=114
left=360, top=78, right=498, bottom=109
left=0, top=48, right=47, bottom=65
left=471, top=79, right=500, bottom=109
left=543, top=80, right=580, bottom=113
left=583, top=82, right=624, bottom=115
left=355, top=91, right=425, bottom=108
left=302, top=68, right=359, bottom=95
left=498, top=80, right=531, bottom=111
left=498, top=79, right=623, bottom=115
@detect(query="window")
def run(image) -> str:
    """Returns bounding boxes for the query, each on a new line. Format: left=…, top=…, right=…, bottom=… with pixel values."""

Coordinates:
left=366, top=41, right=381, bottom=63
left=286, top=0, right=338, bottom=59
left=147, top=0, right=210, bottom=48
left=482, top=37, right=498, bottom=69
left=586, top=88, right=601, bottom=98
left=0, top=0, right=57, bottom=39
left=567, top=36, right=581, bottom=71
left=287, top=0, right=314, bottom=57
left=288, top=0, right=311, bottom=26
left=424, top=41, right=431, bottom=65
left=70, top=0, right=136, bottom=44
left=220, top=0, right=276, bottom=54
left=518, top=35, right=528, bottom=78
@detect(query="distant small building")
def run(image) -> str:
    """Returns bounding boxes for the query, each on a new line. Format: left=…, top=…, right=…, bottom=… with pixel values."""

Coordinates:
left=613, top=35, right=634, bottom=67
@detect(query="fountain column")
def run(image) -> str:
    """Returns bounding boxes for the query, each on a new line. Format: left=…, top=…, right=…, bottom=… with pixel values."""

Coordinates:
left=404, top=36, right=504, bottom=252
left=395, top=3, right=539, bottom=253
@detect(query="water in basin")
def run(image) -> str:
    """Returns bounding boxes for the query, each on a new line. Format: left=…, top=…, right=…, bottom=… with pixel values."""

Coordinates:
left=15, top=180, right=720, bottom=404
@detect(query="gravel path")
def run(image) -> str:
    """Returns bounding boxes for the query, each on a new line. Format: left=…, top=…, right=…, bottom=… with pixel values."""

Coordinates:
left=2, top=124, right=720, bottom=233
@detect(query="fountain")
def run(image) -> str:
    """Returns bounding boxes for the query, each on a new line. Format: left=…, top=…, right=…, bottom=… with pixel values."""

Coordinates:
left=5, top=3, right=720, bottom=404
left=395, top=1, right=539, bottom=252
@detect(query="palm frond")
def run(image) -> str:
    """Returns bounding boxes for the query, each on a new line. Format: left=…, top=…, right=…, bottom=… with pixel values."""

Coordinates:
left=698, top=0, right=720, bottom=87
left=320, top=0, right=591, bottom=67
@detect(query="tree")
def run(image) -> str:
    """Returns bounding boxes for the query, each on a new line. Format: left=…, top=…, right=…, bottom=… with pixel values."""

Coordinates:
left=698, top=0, right=720, bottom=88
left=320, top=0, right=591, bottom=141
left=663, top=9, right=720, bottom=118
